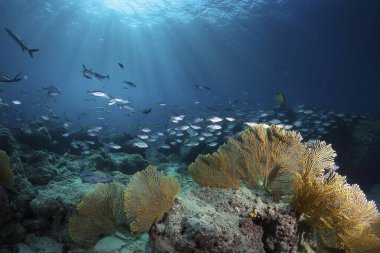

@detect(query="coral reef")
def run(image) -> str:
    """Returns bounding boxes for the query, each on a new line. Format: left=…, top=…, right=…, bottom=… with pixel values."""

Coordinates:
left=0, top=125, right=19, bottom=155
left=0, top=128, right=32, bottom=246
left=1, top=120, right=379, bottom=253
left=189, top=125, right=380, bottom=252
left=29, top=195, right=66, bottom=234
left=89, top=151, right=148, bottom=174
left=0, top=186, right=27, bottom=245
left=23, top=150, right=58, bottom=185
left=118, top=153, right=148, bottom=174
left=0, top=186, right=11, bottom=225
left=254, top=206, right=299, bottom=252
left=0, top=125, right=25, bottom=176
left=24, top=234, right=64, bottom=252
left=124, top=165, right=180, bottom=233
left=13, top=123, right=53, bottom=151
left=27, top=177, right=95, bottom=240
left=80, top=169, right=113, bottom=184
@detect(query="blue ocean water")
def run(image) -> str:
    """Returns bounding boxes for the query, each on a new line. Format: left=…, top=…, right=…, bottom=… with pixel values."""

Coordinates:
left=1, top=0, right=379, bottom=131
left=1, top=1, right=380, bottom=252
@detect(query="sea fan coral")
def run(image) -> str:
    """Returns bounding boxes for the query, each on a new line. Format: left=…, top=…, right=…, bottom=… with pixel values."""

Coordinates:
left=124, top=165, right=180, bottom=233
left=187, top=148, right=240, bottom=189
left=68, top=182, right=126, bottom=241
left=0, top=150, right=16, bottom=192
left=189, top=125, right=380, bottom=252
left=189, top=124, right=306, bottom=194
left=292, top=141, right=380, bottom=252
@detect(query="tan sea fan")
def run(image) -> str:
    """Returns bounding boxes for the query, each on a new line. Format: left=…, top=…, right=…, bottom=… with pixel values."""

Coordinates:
left=292, top=141, right=380, bottom=252
left=189, top=124, right=307, bottom=195
left=124, top=165, right=180, bottom=233
left=68, top=182, right=126, bottom=242
left=0, top=150, right=16, bottom=192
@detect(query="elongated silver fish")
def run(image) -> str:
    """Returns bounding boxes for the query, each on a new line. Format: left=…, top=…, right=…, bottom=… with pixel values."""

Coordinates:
left=87, top=90, right=111, bottom=99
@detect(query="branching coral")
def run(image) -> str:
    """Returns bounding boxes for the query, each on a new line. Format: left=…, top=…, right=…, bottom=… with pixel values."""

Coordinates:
left=68, top=182, right=126, bottom=241
left=189, top=124, right=306, bottom=194
left=124, top=165, right=180, bottom=233
left=0, top=150, right=16, bottom=192
left=292, top=141, right=380, bottom=252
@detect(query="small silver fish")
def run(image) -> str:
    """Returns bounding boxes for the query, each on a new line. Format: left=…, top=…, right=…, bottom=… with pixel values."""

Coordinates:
left=87, top=90, right=111, bottom=99
left=186, top=141, right=199, bottom=147
left=134, top=141, right=148, bottom=148
left=141, top=127, right=151, bottom=133
left=109, top=143, right=122, bottom=150
left=12, top=100, right=22, bottom=105
left=208, top=116, right=223, bottom=123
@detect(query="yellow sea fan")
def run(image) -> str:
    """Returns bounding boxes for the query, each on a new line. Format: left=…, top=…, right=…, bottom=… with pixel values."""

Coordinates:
left=0, top=150, right=16, bottom=192
left=124, top=165, right=180, bottom=233
left=292, top=143, right=380, bottom=252
left=298, top=140, right=337, bottom=177
left=188, top=124, right=306, bottom=195
left=237, top=125, right=305, bottom=193
left=68, top=182, right=126, bottom=242
left=188, top=146, right=240, bottom=189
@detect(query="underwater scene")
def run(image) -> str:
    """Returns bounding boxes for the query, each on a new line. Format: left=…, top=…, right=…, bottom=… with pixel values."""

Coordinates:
left=1, top=0, right=380, bottom=252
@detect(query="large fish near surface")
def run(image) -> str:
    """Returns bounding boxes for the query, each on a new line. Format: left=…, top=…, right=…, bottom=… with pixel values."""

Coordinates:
left=123, top=80, right=136, bottom=87
left=5, top=28, right=39, bottom=58
left=87, top=90, right=111, bottom=99
left=82, top=65, right=109, bottom=80
left=39, top=85, right=62, bottom=96
left=94, top=72, right=109, bottom=80
left=195, top=84, right=211, bottom=90
left=0, top=72, right=23, bottom=83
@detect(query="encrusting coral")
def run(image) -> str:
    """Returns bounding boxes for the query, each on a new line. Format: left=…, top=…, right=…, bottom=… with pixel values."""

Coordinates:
left=189, top=124, right=306, bottom=194
left=124, top=165, right=180, bottom=233
left=189, top=124, right=380, bottom=252
left=68, top=182, right=126, bottom=241
left=0, top=150, right=16, bottom=192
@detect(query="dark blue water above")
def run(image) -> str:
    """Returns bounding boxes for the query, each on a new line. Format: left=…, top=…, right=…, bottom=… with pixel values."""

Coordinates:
left=0, top=0, right=379, bottom=131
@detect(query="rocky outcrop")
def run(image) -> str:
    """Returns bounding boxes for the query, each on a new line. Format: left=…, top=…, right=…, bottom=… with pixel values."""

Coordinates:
left=148, top=186, right=299, bottom=253
left=89, top=151, right=148, bottom=175
left=254, top=206, right=299, bottom=252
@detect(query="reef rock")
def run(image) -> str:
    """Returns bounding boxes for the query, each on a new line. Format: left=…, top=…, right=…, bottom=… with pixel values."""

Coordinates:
left=149, top=186, right=298, bottom=253
left=255, top=205, right=299, bottom=252
left=0, top=186, right=12, bottom=226
left=89, top=151, right=148, bottom=175
left=117, top=153, right=148, bottom=174
left=0, top=188, right=27, bottom=245
left=23, top=150, right=58, bottom=185
left=0, top=125, right=19, bottom=155
left=0, top=186, right=27, bottom=245
left=27, top=178, right=95, bottom=240
left=12, top=123, right=54, bottom=151
left=0, top=125, right=24, bottom=175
